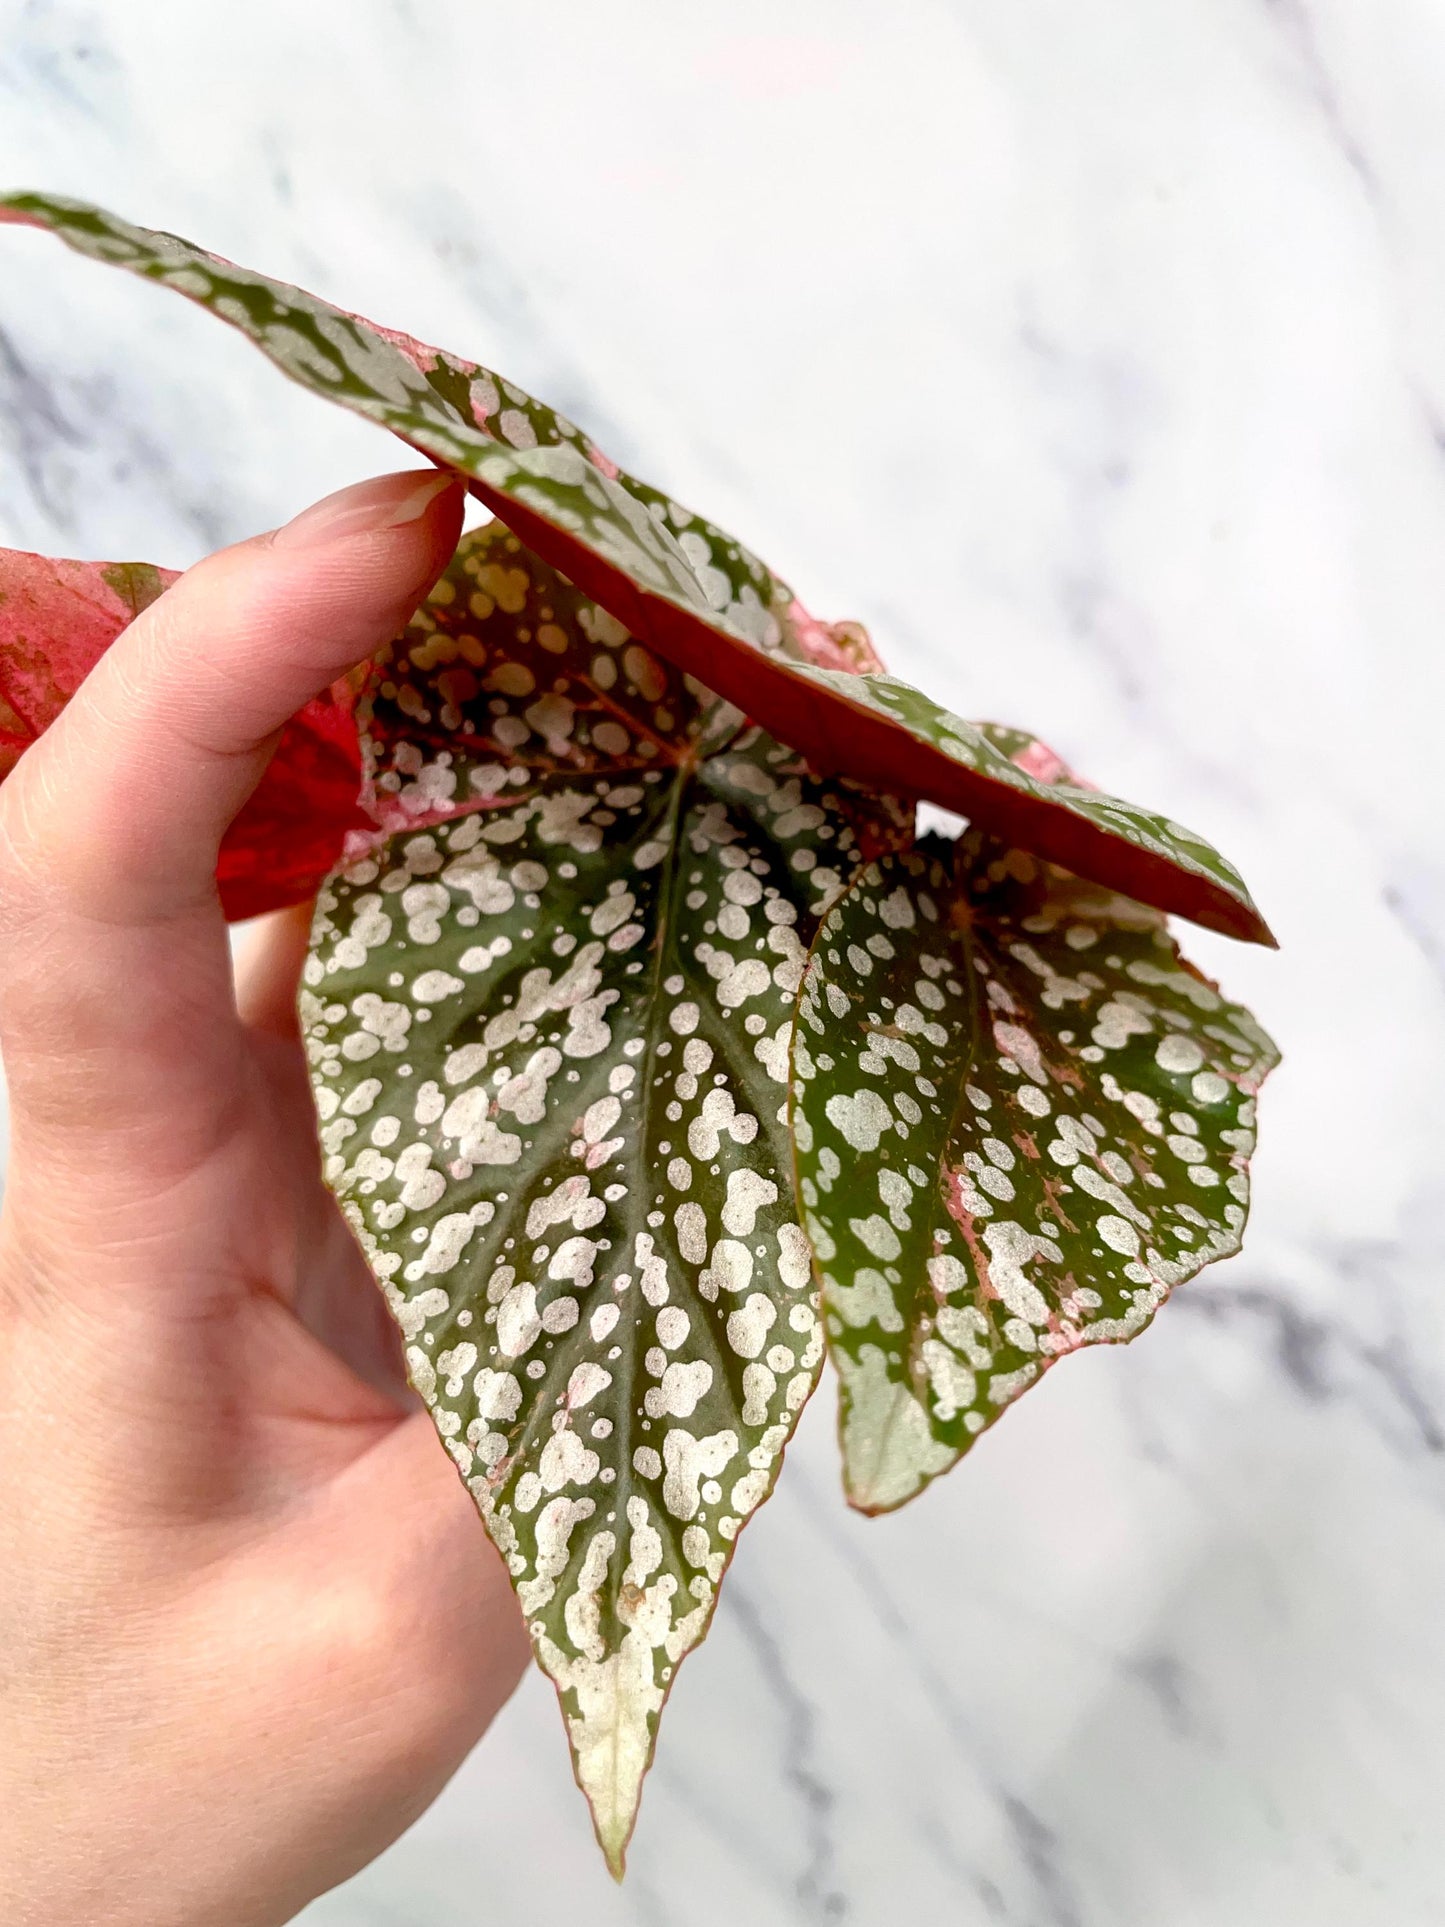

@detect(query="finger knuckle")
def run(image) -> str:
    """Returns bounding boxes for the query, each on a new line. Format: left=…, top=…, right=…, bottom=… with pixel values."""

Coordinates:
left=0, top=781, right=50, bottom=928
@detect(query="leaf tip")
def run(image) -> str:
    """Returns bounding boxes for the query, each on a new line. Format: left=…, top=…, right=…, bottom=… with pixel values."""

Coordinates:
left=585, top=1761, right=640, bottom=1884
left=601, top=1829, right=629, bottom=1883
left=0, top=192, right=43, bottom=227
left=535, top=1634, right=658, bottom=1883
left=1226, top=896, right=1279, bottom=949
left=835, top=1362, right=957, bottom=1516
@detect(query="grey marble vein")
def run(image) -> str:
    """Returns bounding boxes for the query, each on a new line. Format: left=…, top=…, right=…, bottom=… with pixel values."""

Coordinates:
left=726, top=1581, right=847, bottom=1921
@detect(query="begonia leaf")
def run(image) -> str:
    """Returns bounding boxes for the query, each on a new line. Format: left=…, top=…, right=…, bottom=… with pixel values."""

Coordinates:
left=214, top=691, right=369, bottom=922
left=300, top=522, right=906, bottom=1871
left=0, top=192, right=1272, bottom=946
left=0, top=543, right=367, bottom=919
left=0, top=190, right=1282, bottom=1881
left=0, top=545, right=171, bottom=772
left=793, top=823, right=1279, bottom=1514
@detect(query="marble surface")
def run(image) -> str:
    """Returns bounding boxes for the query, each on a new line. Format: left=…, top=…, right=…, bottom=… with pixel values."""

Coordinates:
left=2, top=3, right=1444, bottom=1921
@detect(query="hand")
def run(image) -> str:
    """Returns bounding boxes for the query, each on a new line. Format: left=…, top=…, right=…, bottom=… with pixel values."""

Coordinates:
left=0, top=472, right=529, bottom=1927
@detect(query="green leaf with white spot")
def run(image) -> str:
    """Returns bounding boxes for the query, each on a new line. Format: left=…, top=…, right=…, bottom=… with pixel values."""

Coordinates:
left=793, top=833, right=1279, bottom=1515
left=2, top=189, right=1283, bottom=1876
left=769, top=664, right=1273, bottom=943
left=3, top=191, right=1272, bottom=945
left=301, top=524, right=905, bottom=1871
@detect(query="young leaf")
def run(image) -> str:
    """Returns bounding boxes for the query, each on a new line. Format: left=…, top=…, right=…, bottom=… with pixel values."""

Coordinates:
left=0, top=543, right=368, bottom=919
left=213, top=690, right=370, bottom=922
left=792, top=830, right=1279, bottom=1514
left=1, top=192, right=1272, bottom=946
left=0, top=546, right=170, bottom=774
left=300, top=523, right=905, bottom=1872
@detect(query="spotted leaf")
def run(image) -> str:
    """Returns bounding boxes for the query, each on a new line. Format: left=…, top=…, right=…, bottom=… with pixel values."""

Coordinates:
left=301, top=524, right=903, bottom=1871
left=0, top=543, right=367, bottom=919
left=2, top=192, right=1271, bottom=944
left=793, top=834, right=1279, bottom=1514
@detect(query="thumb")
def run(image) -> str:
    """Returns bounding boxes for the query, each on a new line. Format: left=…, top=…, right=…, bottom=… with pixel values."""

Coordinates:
left=0, top=468, right=463, bottom=1145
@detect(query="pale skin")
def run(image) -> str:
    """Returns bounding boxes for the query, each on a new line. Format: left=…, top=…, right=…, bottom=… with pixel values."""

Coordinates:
left=0, top=471, right=530, bottom=1927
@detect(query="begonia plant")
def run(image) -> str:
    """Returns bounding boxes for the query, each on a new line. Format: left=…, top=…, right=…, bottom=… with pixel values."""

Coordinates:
left=0, top=194, right=1278, bottom=1875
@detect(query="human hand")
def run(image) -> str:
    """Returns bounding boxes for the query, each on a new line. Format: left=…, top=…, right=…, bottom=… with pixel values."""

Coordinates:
left=0, top=472, right=529, bottom=1927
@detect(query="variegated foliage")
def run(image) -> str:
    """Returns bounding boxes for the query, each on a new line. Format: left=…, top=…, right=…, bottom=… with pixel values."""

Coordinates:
left=0, top=193, right=1281, bottom=1877
left=1, top=191, right=1273, bottom=943
left=794, top=833, right=1279, bottom=1514
left=302, top=523, right=905, bottom=1869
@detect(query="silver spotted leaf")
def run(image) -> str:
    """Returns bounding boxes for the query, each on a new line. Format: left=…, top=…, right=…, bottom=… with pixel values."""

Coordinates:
left=301, top=524, right=904, bottom=1870
left=793, top=831, right=1279, bottom=1515
left=770, top=663, right=1273, bottom=944
left=2, top=192, right=1271, bottom=945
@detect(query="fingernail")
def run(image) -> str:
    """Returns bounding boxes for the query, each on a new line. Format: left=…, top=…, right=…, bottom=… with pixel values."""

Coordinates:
left=273, top=469, right=458, bottom=551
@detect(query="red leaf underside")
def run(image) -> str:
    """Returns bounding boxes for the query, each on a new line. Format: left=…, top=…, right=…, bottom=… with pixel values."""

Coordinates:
left=0, top=193, right=1273, bottom=947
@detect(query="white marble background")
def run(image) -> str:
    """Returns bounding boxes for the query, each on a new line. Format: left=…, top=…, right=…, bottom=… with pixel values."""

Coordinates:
left=2, top=3, right=1443, bottom=1922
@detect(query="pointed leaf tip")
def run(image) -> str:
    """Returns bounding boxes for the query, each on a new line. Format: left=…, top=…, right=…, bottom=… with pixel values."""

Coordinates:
left=541, top=1629, right=654, bottom=1879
